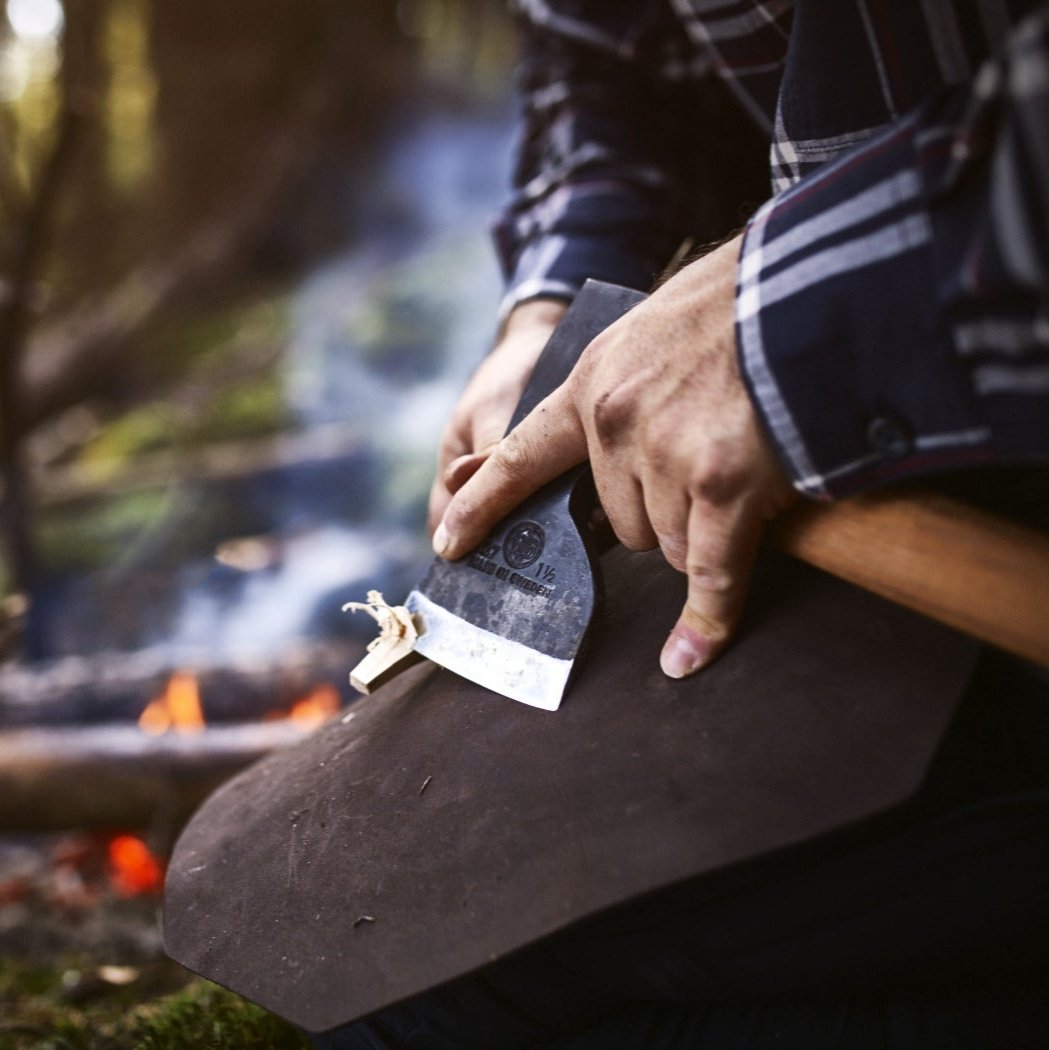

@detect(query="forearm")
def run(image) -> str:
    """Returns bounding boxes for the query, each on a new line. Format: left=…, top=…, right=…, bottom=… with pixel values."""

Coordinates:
left=494, top=2, right=705, bottom=318
left=738, top=5, right=1049, bottom=500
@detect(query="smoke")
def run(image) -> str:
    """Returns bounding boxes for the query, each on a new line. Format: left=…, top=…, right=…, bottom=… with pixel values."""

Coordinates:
left=161, top=103, right=513, bottom=662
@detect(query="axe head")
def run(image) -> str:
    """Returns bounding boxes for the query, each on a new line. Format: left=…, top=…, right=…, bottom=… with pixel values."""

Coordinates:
left=406, top=280, right=645, bottom=710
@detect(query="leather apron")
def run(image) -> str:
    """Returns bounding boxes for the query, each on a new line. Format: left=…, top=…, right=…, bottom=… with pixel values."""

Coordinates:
left=164, top=545, right=976, bottom=1032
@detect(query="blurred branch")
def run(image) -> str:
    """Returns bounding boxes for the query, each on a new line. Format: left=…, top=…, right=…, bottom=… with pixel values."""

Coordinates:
left=20, top=77, right=336, bottom=435
left=34, top=421, right=368, bottom=509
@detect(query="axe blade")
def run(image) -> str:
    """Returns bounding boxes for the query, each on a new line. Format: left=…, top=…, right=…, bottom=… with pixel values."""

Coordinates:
left=407, top=280, right=645, bottom=709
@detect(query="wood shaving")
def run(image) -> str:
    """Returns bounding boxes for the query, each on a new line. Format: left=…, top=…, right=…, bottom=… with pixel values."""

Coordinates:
left=342, top=591, right=417, bottom=648
left=343, top=591, right=423, bottom=693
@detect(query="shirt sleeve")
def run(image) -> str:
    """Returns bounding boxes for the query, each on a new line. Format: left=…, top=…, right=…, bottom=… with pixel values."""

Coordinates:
left=736, top=6, right=1049, bottom=500
left=492, top=2, right=718, bottom=320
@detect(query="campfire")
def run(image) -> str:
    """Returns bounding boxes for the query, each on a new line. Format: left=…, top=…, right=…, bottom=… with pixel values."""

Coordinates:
left=0, top=648, right=358, bottom=988
left=138, top=672, right=207, bottom=736
left=0, top=644, right=358, bottom=834
left=139, top=670, right=340, bottom=736
left=0, top=829, right=165, bottom=915
left=108, top=834, right=166, bottom=898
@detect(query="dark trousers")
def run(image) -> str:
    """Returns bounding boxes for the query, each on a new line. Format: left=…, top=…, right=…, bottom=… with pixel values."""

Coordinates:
left=312, top=653, right=1049, bottom=1049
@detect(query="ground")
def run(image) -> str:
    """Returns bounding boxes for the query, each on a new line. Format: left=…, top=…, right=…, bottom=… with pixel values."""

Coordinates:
left=0, top=833, right=310, bottom=1049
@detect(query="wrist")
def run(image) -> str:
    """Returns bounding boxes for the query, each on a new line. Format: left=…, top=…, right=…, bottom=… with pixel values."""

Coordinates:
left=498, top=297, right=569, bottom=342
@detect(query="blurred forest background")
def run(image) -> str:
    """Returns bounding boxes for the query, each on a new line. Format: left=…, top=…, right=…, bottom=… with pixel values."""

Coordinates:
left=0, top=0, right=516, bottom=666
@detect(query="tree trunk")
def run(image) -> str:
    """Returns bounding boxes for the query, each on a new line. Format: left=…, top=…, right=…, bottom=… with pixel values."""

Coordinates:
left=0, top=5, right=106, bottom=654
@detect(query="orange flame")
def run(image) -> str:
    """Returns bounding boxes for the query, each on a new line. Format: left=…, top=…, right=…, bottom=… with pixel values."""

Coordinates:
left=139, top=672, right=205, bottom=735
left=107, top=835, right=165, bottom=896
left=287, top=683, right=341, bottom=727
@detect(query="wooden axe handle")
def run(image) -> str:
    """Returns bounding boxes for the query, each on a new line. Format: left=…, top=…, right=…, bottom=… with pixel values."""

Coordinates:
left=768, top=492, right=1049, bottom=669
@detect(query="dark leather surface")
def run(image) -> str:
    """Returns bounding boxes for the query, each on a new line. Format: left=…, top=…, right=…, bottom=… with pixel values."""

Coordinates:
left=163, top=547, right=977, bottom=1032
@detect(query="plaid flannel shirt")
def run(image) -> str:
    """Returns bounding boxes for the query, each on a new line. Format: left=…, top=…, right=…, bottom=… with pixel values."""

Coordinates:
left=494, top=0, right=1049, bottom=499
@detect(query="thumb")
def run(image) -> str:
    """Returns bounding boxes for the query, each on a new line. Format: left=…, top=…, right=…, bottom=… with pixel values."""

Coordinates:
left=427, top=451, right=489, bottom=534
left=660, top=500, right=764, bottom=678
left=435, top=391, right=587, bottom=560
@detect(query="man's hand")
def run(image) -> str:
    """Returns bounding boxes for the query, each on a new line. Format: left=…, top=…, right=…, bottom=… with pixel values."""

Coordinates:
left=432, top=235, right=795, bottom=678
left=427, top=298, right=567, bottom=532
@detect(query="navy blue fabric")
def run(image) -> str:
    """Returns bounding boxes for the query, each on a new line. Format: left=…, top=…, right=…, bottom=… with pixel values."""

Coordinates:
left=496, top=1, right=1049, bottom=498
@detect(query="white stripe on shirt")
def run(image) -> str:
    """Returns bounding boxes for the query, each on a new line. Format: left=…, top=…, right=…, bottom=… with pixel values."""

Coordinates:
left=738, top=211, right=932, bottom=320
left=739, top=169, right=922, bottom=281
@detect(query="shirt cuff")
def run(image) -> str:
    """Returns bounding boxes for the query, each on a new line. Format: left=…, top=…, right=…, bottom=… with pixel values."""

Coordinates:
left=735, top=110, right=995, bottom=500
left=492, top=186, right=679, bottom=322
left=494, top=234, right=661, bottom=322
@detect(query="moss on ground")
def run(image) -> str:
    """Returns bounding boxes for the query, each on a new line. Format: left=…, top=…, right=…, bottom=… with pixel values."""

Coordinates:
left=0, top=958, right=310, bottom=1050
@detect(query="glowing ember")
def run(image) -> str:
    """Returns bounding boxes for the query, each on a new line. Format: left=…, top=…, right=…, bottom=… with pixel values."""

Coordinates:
left=139, top=672, right=205, bottom=735
left=286, top=683, right=340, bottom=727
left=107, top=835, right=165, bottom=896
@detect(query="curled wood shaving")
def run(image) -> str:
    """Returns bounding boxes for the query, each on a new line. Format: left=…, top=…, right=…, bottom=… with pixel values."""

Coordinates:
left=342, top=591, right=423, bottom=693
left=342, top=590, right=418, bottom=649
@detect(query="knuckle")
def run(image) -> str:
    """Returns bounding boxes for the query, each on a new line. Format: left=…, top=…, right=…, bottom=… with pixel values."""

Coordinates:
left=618, top=531, right=657, bottom=552
left=690, top=462, right=746, bottom=506
left=605, top=509, right=657, bottom=552
left=591, top=385, right=634, bottom=450
left=492, top=431, right=540, bottom=479
left=685, top=563, right=735, bottom=596
left=639, top=418, right=677, bottom=476
left=658, top=535, right=688, bottom=572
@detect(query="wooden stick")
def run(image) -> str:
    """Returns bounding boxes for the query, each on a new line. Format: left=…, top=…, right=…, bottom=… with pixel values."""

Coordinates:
left=769, top=492, right=1049, bottom=669
left=0, top=722, right=314, bottom=831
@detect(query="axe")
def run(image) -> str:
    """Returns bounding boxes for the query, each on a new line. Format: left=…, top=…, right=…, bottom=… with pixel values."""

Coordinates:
left=356, top=281, right=1049, bottom=709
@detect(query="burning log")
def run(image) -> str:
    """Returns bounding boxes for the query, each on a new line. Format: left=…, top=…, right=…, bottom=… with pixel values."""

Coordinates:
left=0, top=719, right=329, bottom=833
left=0, top=639, right=361, bottom=728
left=0, top=645, right=351, bottom=832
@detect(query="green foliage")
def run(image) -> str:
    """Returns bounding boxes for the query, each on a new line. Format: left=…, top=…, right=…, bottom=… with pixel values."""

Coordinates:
left=81, top=406, right=179, bottom=465
left=155, top=297, right=290, bottom=380
left=191, top=375, right=287, bottom=445
left=122, top=980, right=310, bottom=1050
left=81, top=295, right=293, bottom=465
left=33, top=293, right=294, bottom=577
left=0, top=959, right=310, bottom=1050
left=37, top=490, right=175, bottom=573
